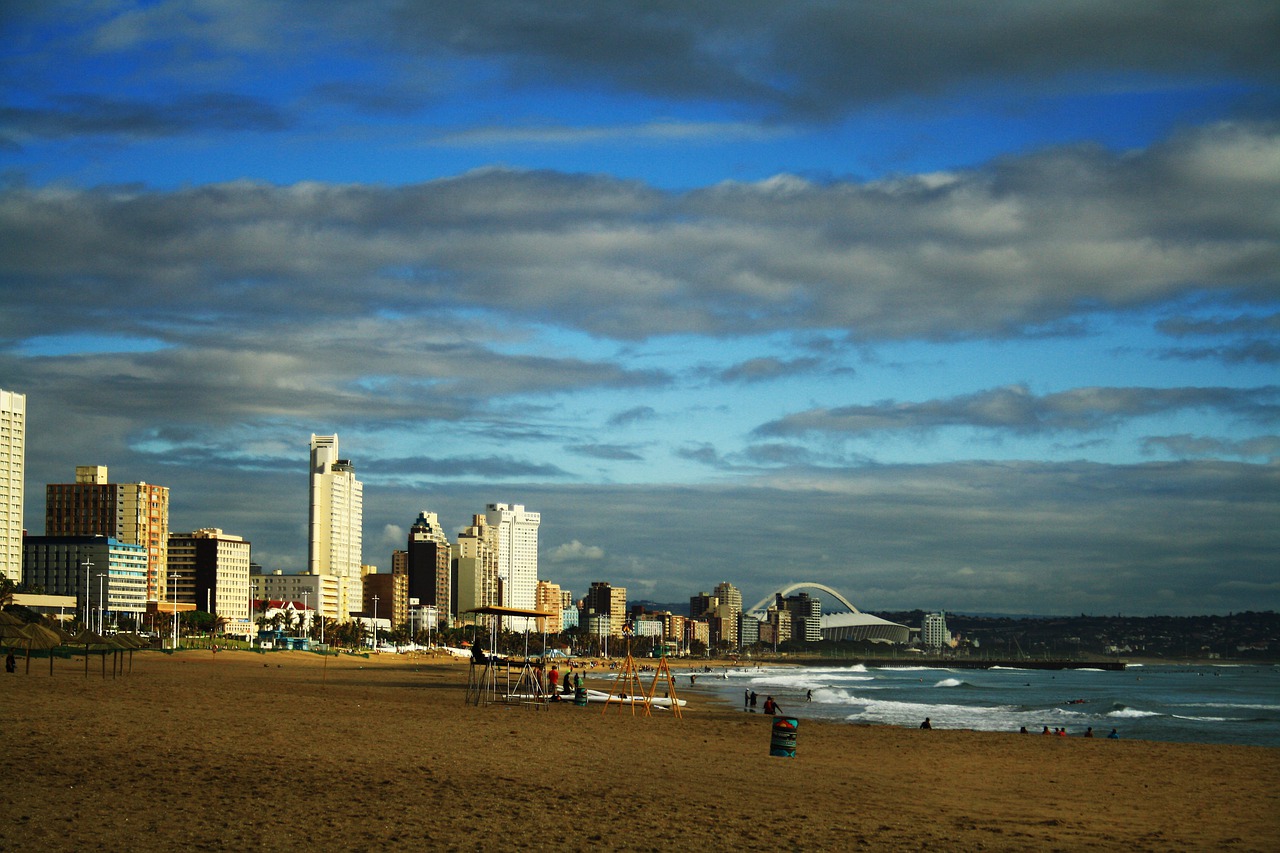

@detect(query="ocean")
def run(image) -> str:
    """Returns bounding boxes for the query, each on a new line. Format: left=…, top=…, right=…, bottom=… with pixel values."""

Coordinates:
left=677, top=662, right=1280, bottom=747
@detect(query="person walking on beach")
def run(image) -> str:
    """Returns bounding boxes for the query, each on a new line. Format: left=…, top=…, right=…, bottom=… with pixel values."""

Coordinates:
left=548, top=665, right=559, bottom=696
left=806, top=689, right=813, bottom=702
left=749, top=690, right=758, bottom=711
left=744, top=689, right=750, bottom=710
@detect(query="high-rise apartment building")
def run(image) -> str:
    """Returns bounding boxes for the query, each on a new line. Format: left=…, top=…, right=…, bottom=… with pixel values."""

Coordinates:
left=167, top=528, right=252, bottom=635
left=0, top=388, right=24, bottom=583
left=922, top=611, right=950, bottom=649
left=585, top=580, right=627, bottom=638
left=485, top=502, right=539, bottom=620
left=407, top=510, right=451, bottom=613
left=534, top=580, right=562, bottom=634
left=453, top=514, right=498, bottom=620
left=308, top=434, right=363, bottom=617
left=45, top=465, right=169, bottom=600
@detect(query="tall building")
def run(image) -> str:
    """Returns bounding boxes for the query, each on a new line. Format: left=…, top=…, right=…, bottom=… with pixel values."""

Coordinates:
left=534, top=580, right=562, bottom=633
left=0, top=388, right=24, bottom=583
left=167, top=528, right=252, bottom=635
left=453, top=514, right=498, bottom=620
left=922, top=611, right=950, bottom=649
left=485, top=502, right=539, bottom=620
left=585, top=581, right=627, bottom=638
left=308, top=434, right=363, bottom=617
left=713, top=581, right=742, bottom=616
left=45, top=465, right=169, bottom=600
left=779, top=591, right=822, bottom=643
left=407, top=510, right=450, bottom=614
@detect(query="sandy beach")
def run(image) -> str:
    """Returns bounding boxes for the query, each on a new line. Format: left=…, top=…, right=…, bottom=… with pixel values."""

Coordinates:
left=2, top=650, right=1277, bottom=852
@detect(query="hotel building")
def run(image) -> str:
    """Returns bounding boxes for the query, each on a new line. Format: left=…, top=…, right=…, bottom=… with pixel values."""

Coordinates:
left=485, top=503, right=539, bottom=625
left=0, top=388, right=23, bottom=583
left=168, top=528, right=252, bottom=636
left=45, top=465, right=169, bottom=601
left=407, top=510, right=451, bottom=615
left=22, top=535, right=148, bottom=629
left=453, top=514, right=499, bottom=620
left=308, top=434, right=363, bottom=618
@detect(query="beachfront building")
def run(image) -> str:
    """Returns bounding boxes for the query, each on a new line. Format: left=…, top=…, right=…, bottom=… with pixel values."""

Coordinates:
left=22, top=535, right=148, bottom=629
left=738, top=612, right=761, bottom=648
left=167, top=528, right=252, bottom=637
left=922, top=611, right=951, bottom=649
left=251, top=570, right=341, bottom=628
left=364, top=568, right=408, bottom=633
left=45, top=465, right=169, bottom=601
left=585, top=581, right=627, bottom=638
left=485, top=503, right=539, bottom=628
left=407, top=510, right=451, bottom=617
left=0, top=389, right=24, bottom=583
left=453, top=514, right=499, bottom=621
left=779, top=591, right=823, bottom=643
left=535, top=580, right=563, bottom=633
left=308, top=434, right=363, bottom=618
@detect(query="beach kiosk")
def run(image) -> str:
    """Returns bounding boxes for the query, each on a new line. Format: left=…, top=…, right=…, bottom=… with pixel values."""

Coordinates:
left=463, top=604, right=554, bottom=707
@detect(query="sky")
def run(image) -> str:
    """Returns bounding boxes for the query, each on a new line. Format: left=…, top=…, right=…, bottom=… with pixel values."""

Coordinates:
left=2, top=1, right=1278, bottom=617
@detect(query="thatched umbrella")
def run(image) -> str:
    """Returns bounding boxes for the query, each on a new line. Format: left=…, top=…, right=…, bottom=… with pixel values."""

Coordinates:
left=0, top=621, right=29, bottom=673
left=70, top=629, right=114, bottom=678
left=20, top=623, right=63, bottom=675
left=109, top=632, right=144, bottom=674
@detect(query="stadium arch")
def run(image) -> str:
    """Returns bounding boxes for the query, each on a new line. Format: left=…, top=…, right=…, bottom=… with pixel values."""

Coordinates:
left=747, top=582, right=911, bottom=645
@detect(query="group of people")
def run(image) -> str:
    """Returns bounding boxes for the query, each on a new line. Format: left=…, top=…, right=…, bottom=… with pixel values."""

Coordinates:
left=1026, top=725, right=1119, bottom=738
left=742, top=689, right=784, bottom=715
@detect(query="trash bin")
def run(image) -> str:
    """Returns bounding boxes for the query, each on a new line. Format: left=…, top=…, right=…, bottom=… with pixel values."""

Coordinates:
left=770, top=716, right=798, bottom=757
left=574, top=687, right=588, bottom=707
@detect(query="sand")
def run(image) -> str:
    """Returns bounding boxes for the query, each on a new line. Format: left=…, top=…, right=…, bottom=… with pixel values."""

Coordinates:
left=2, top=650, right=1277, bottom=852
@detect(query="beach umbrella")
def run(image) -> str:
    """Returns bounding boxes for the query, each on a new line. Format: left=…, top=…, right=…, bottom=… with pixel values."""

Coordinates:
left=0, top=621, right=31, bottom=674
left=70, top=629, right=114, bottom=678
left=20, top=623, right=63, bottom=676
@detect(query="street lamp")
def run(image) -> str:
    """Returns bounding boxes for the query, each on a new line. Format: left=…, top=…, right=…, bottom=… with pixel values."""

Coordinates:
left=372, top=595, right=379, bottom=651
left=171, top=573, right=181, bottom=650
left=302, top=590, right=309, bottom=639
left=96, top=573, right=106, bottom=634
left=82, top=558, right=93, bottom=628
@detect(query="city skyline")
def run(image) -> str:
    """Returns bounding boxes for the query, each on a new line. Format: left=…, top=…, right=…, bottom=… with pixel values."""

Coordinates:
left=2, top=3, right=1277, bottom=616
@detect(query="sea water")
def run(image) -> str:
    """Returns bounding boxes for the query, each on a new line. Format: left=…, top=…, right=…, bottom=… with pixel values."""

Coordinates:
left=681, top=663, right=1280, bottom=747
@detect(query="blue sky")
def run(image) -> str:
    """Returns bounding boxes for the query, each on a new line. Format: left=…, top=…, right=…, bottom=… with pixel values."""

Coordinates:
left=3, top=1, right=1278, bottom=616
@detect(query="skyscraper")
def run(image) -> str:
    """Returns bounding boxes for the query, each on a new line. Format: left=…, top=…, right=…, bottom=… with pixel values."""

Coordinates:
left=0, top=388, right=24, bottom=583
left=308, top=434, right=363, bottom=617
left=45, top=465, right=169, bottom=600
left=485, top=502, right=539, bottom=624
left=407, top=510, right=450, bottom=613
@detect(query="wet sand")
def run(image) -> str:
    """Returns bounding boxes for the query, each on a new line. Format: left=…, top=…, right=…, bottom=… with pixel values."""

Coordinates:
left=2, top=650, right=1277, bottom=851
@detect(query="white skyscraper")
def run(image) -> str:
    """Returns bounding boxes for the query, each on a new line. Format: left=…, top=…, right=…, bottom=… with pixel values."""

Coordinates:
left=0, top=389, right=25, bottom=583
left=485, top=503, right=540, bottom=624
left=309, top=434, right=363, bottom=617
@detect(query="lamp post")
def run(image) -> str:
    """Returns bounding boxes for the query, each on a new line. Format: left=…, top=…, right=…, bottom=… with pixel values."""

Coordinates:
left=171, top=573, right=181, bottom=650
left=372, top=595, right=379, bottom=650
left=96, top=573, right=106, bottom=634
left=302, top=590, right=309, bottom=639
left=82, top=558, right=93, bottom=628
